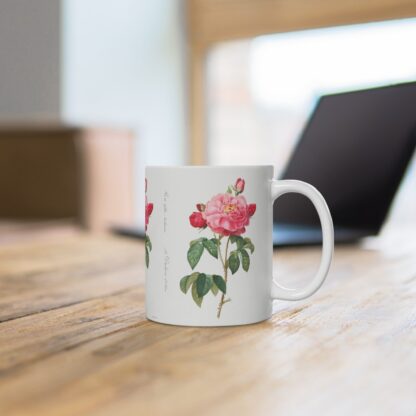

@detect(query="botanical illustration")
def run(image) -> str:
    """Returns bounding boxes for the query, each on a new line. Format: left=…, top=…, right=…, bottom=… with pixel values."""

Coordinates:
left=145, top=178, right=153, bottom=268
left=180, top=178, right=256, bottom=318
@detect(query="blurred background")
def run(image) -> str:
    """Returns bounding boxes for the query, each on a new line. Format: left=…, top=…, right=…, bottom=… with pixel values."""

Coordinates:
left=0, top=0, right=415, bottom=239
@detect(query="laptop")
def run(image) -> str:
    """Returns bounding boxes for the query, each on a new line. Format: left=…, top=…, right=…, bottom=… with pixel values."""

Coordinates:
left=273, top=81, right=416, bottom=246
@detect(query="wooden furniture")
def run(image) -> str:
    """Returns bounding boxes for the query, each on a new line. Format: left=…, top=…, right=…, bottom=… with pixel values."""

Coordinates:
left=0, top=226, right=415, bottom=415
left=0, top=124, right=134, bottom=231
left=187, top=0, right=416, bottom=163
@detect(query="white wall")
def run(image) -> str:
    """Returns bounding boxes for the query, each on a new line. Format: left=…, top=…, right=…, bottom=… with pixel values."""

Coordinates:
left=0, top=0, right=187, bottom=226
left=62, top=0, right=188, bottom=226
left=0, top=0, right=61, bottom=119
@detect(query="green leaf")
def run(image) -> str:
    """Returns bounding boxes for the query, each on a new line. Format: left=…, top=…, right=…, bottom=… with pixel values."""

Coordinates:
left=227, top=186, right=233, bottom=194
left=180, top=275, right=189, bottom=294
left=203, top=238, right=218, bottom=258
left=187, top=242, right=204, bottom=269
left=145, top=236, right=152, bottom=251
left=228, top=251, right=240, bottom=274
left=180, top=273, right=199, bottom=294
left=210, top=281, right=219, bottom=296
left=232, top=236, right=244, bottom=249
left=196, top=273, right=213, bottom=297
left=145, top=246, right=149, bottom=268
left=192, top=281, right=203, bottom=307
left=243, top=237, right=254, bottom=253
left=187, top=272, right=199, bottom=293
left=240, top=249, right=250, bottom=272
left=189, top=237, right=206, bottom=247
left=213, top=275, right=226, bottom=294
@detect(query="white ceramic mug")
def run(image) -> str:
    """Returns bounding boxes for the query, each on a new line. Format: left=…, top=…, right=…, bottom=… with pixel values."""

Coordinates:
left=145, top=166, right=333, bottom=326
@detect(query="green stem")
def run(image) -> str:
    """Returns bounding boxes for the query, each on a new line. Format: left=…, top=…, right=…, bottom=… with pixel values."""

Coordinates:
left=217, top=234, right=225, bottom=269
left=217, top=236, right=230, bottom=318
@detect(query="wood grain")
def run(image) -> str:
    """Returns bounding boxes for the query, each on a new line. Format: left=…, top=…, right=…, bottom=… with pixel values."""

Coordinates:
left=0, top=235, right=142, bottom=322
left=0, top=228, right=415, bottom=415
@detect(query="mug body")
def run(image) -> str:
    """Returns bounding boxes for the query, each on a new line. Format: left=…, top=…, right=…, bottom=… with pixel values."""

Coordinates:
left=145, top=166, right=274, bottom=326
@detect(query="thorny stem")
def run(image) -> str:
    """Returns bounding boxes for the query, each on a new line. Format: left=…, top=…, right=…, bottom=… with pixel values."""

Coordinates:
left=217, top=236, right=230, bottom=318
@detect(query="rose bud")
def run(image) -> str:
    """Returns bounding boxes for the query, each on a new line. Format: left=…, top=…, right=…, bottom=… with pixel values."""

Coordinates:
left=189, top=212, right=207, bottom=228
left=248, top=203, right=256, bottom=217
left=196, top=203, right=206, bottom=212
left=146, top=202, right=154, bottom=217
left=235, top=178, right=245, bottom=194
left=145, top=200, right=153, bottom=231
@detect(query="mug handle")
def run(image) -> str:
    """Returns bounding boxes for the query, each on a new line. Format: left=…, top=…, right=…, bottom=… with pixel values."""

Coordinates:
left=271, top=180, right=334, bottom=300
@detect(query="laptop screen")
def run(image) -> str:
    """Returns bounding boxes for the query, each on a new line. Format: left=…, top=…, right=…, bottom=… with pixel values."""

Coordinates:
left=274, top=82, right=416, bottom=232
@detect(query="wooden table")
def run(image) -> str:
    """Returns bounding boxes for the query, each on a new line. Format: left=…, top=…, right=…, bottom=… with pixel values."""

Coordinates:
left=0, top=227, right=415, bottom=415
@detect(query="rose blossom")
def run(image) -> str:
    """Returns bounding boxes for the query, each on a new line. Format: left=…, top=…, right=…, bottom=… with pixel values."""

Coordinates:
left=189, top=211, right=207, bottom=228
left=204, top=193, right=256, bottom=236
left=235, top=178, right=245, bottom=194
left=247, top=203, right=256, bottom=217
left=145, top=196, right=153, bottom=231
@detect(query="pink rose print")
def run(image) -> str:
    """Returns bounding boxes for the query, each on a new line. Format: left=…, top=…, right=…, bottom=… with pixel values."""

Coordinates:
left=247, top=203, right=256, bottom=217
left=196, top=203, right=206, bottom=212
left=189, top=211, right=207, bottom=229
left=145, top=197, right=153, bottom=231
left=235, top=177, right=245, bottom=194
left=204, top=193, right=255, bottom=236
left=145, top=179, right=153, bottom=268
left=180, top=178, right=256, bottom=318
